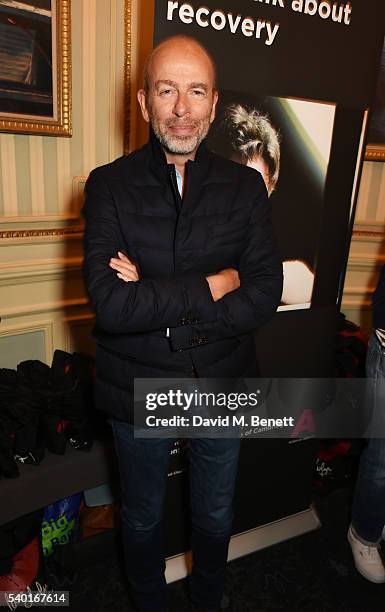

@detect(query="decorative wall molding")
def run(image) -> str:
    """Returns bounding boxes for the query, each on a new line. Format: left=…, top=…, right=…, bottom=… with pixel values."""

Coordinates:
left=340, top=302, right=373, bottom=336
left=353, top=230, right=385, bottom=239
left=64, top=313, right=95, bottom=324
left=1, top=214, right=81, bottom=224
left=72, top=176, right=87, bottom=216
left=0, top=227, right=84, bottom=240
left=342, top=219, right=384, bottom=330
left=2, top=299, right=89, bottom=320
left=346, top=256, right=385, bottom=272
left=342, top=289, right=373, bottom=301
left=0, top=314, right=96, bottom=365
left=365, top=149, right=385, bottom=162
left=0, top=258, right=83, bottom=285
left=63, top=313, right=95, bottom=354
left=0, top=321, right=54, bottom=364
left=352, top=220, right=385, bottom=238
left=0, top=177, right=87, bottom=239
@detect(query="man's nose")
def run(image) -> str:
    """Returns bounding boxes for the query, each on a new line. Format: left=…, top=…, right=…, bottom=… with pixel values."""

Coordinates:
left=173, top=92, right=190, bottom=117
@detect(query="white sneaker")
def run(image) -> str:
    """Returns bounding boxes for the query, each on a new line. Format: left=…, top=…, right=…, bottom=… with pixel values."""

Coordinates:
left=348, top=525, right=385, bottom=583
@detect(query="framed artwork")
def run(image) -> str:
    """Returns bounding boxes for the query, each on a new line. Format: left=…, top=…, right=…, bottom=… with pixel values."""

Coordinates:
left=366, top=38, right=385, bottom=161
left=124, top=0, right=132, bottom=154
left=124, top=0, right=150, bottom=154
left=208, top=92, right=337, bottom=312
left=0, top=0, right=71, bottom=137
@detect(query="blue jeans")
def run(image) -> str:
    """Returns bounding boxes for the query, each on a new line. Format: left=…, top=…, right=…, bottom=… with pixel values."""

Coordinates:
left=351, top=332, right=385, bottom=545
left=108, top=418, right=241, bottom=611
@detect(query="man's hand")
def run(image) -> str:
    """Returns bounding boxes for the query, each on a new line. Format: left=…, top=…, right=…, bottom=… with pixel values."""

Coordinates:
left=206, top=268, right=240, bottom=302
left=109, top=251, right=140, bottom=282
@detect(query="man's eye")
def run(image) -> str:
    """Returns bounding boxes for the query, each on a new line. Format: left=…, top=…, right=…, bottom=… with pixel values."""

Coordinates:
left=191, top=90, right=205, bottom=97
left=159, top=89, right=174, bottom=96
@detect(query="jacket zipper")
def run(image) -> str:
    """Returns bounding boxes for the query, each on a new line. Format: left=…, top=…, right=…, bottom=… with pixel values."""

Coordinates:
left=169, top=164, right=184, bottom=276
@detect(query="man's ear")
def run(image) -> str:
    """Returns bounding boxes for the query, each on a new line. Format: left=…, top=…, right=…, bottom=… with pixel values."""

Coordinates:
left=210, top=89, right=219, bottom=123
left=137, top=89, right=150, bottom=123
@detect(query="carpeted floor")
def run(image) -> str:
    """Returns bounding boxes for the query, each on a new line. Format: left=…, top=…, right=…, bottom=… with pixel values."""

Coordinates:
left=39, top=483, right=385, bottom=612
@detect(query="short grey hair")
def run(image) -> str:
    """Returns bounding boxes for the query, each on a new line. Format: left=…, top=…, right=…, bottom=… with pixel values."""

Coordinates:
left=222, top=104, right=281, bottom=195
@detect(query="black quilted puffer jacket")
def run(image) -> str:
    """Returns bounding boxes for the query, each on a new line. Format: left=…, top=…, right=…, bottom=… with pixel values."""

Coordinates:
left=82, top=132, right=283, bottom=421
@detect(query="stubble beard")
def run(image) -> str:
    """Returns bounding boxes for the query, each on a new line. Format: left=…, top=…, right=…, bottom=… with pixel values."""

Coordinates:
left=150, top=113, right=212, bottom=156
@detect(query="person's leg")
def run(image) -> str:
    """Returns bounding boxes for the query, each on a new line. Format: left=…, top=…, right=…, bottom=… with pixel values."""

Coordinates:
left=351, top=437, right=385, bottom=545
left=109, top=418, right=175, bottom=611
left=348, top=332, right=385, bottom=582
left=351, top=332, right=385, bottom=544
left=188, top=437, right=241, bottom=611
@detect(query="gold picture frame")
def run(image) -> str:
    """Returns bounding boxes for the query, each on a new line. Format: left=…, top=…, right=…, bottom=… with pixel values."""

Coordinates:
left=124, top=0, right=153, bottom=154
left=124, top=0, right=132, bottom=154
left=0, top=0, right=72, bottom=137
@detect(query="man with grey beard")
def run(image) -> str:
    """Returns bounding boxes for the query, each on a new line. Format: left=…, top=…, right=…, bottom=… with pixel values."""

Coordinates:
left=82, top=35, right=282, bottom=612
